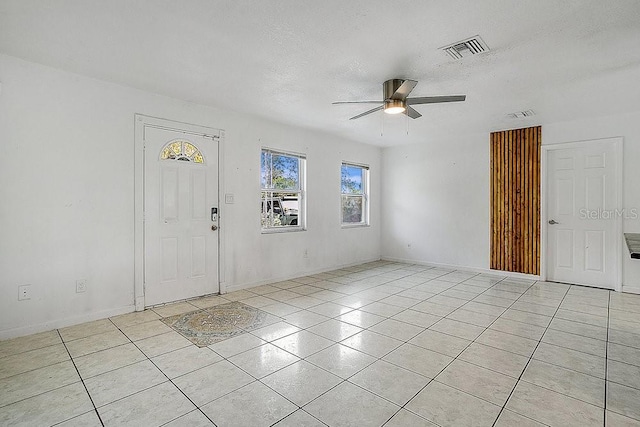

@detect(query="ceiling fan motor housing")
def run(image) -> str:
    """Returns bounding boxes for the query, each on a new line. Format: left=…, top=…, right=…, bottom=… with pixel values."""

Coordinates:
left=383, top=79, right=408, bottom=113
left=383, top=79, right=406, bottom=100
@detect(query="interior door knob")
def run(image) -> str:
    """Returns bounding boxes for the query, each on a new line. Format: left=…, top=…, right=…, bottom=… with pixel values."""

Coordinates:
left=211, top=225, right=218, bottom=231
left=548, top=219, right=559, bottom=225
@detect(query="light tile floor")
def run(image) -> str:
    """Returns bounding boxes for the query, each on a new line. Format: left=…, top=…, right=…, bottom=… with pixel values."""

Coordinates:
left=2, top=261, right=640, bottom=426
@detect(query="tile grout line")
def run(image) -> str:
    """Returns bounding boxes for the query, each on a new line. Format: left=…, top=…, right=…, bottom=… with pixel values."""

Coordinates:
left=235, top=265, right=467, bottom=426
left=233, top=270, right=620, bottom=425
left=224, top=318, right=392, bottom=421
left=104, top=316, right=219, bottom=426
left=56, top=328, right=106, bottom=427
left=419, top=300, right=611, bottom=384
left=72, top=266, right=577, bottom=424
left=223, top=264, right=413, bottom=424
left=364, top=272, right=531, bottom=425
left=197, top=311, right=353, bottom=422
left=126, top=332, right=218, bottom=426
left=394, top=275, right=539, bottom=422
left=334, top=272, right=527, bottom=425
left=0, top=266, right=448, bottom=418
left=491, top=282, right=572, bottom=427
left=101, top=267, right=586, bottom=424
left=266, top=409, right=328, bottom=427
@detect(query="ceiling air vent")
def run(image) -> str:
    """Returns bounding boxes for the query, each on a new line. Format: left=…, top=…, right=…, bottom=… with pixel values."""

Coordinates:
left=507, top=110, right=536, bottom=119
left=441, top=35, right=489, bottom=60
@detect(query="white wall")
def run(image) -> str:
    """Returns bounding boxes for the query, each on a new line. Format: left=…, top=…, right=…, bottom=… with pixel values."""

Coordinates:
left=0, top=54, right=381, bottom=339
left=381, top=133, right=490, bottom=270
left=381, top=111, right=640, bottom=291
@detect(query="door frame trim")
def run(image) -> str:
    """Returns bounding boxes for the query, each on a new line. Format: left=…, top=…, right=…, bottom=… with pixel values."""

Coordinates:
left=134, top=114, right=226, bottom=311
left=540, top=137, right=623, bottom=291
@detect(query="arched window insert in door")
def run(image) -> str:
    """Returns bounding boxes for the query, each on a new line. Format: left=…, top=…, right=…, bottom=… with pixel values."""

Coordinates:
left=160, top=140, right=205, bottom=164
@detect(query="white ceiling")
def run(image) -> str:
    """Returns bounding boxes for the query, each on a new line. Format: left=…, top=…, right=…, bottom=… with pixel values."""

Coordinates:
left=1, top=0, right=640, bottom=147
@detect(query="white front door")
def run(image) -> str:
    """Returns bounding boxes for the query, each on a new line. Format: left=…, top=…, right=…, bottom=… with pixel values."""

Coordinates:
left=144, top=126, right=219, bottom=306
left=546, top=139, right=620, bottom=289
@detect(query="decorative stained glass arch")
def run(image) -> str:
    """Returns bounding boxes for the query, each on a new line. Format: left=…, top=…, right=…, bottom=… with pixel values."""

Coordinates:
left=160, top=140, right=205, bottom=163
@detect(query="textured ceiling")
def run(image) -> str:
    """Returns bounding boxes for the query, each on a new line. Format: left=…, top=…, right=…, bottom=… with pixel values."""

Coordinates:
left=1, top=0, right=640, bottom=146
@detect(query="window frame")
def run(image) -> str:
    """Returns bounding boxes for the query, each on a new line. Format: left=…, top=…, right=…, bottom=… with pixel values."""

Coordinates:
left=260, top=147, right=306, bottom=233
left=341, top=161, right=370, bottom=227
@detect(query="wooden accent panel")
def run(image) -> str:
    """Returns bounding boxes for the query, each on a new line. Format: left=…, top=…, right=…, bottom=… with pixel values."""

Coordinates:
left=490, top=126, right=541, bottom=274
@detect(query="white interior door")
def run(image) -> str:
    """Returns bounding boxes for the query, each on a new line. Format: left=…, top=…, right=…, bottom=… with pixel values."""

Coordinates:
left=144, top=126, right=219, bottom=306
left=546, top=140, right=620, bottom=289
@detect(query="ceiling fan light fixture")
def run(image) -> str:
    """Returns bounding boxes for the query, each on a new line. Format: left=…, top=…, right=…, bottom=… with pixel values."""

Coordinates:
left=384, top=99, right=406, bottom=114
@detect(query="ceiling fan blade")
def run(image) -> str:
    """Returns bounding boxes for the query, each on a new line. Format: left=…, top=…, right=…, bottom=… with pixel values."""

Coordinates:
left=405, top=106, right=422, bottom=119
left=407, top=95, right=466, bottom=105
left=349, top=105, right=384, bottom=120
left=390, top=79, right=418, bottom=100
left=332, top=101, right=383, bottom=105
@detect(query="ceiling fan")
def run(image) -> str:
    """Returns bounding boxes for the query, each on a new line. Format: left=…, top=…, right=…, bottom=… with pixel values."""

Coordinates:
left=333, top=79, right=466, bottom=120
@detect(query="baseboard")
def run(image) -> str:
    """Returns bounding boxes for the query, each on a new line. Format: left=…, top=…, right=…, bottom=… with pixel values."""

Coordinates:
left=223, top=257, right=382, bottom=294
left=622, top=285, right=640, bottom=295
left=380, top=256, right=541, bottom=281
left=0, top=304, right=135, bottom=340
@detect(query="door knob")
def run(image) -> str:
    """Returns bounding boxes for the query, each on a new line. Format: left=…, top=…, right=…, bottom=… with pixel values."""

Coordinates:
left=211, top=225, right=218, bottom=231
left=548, top=219, right=559, bottom=225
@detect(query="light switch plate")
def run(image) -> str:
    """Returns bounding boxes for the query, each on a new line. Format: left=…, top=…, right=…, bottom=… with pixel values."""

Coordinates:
left=225, top=193, right=234, bottom=204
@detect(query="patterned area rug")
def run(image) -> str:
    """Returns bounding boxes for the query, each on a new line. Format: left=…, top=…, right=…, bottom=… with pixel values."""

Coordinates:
left=161, top=302, right=279, bottom=347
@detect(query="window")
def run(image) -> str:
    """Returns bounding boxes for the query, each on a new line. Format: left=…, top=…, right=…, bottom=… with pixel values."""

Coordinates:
left=160, top=140, right=204, bottom=163
left=341, top=162, right=369, bottom=226
left=261, top=148, right=306, bottom=231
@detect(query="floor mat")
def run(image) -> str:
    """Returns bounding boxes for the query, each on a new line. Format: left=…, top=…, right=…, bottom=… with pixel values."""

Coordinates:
left=161, top=301, right=279, bottom=347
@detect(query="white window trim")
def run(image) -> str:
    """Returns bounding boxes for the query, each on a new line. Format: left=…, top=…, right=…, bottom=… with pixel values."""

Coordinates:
left=341, top=161, right=370, bottom=228
left=261, top=147, right=307, bottom=233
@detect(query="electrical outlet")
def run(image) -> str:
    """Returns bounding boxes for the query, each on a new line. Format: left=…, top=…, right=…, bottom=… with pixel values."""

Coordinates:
left=303, top=249, right=308, bottom=258
left=18, top=285, right=31, bottom=301
left=76, top=279, right=87, bottom=293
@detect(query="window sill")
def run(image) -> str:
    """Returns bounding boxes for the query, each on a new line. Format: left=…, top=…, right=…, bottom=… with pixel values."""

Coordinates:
left=261, top=227, right=306, bottom=234
left=341, top=223, right=370, bottom=229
